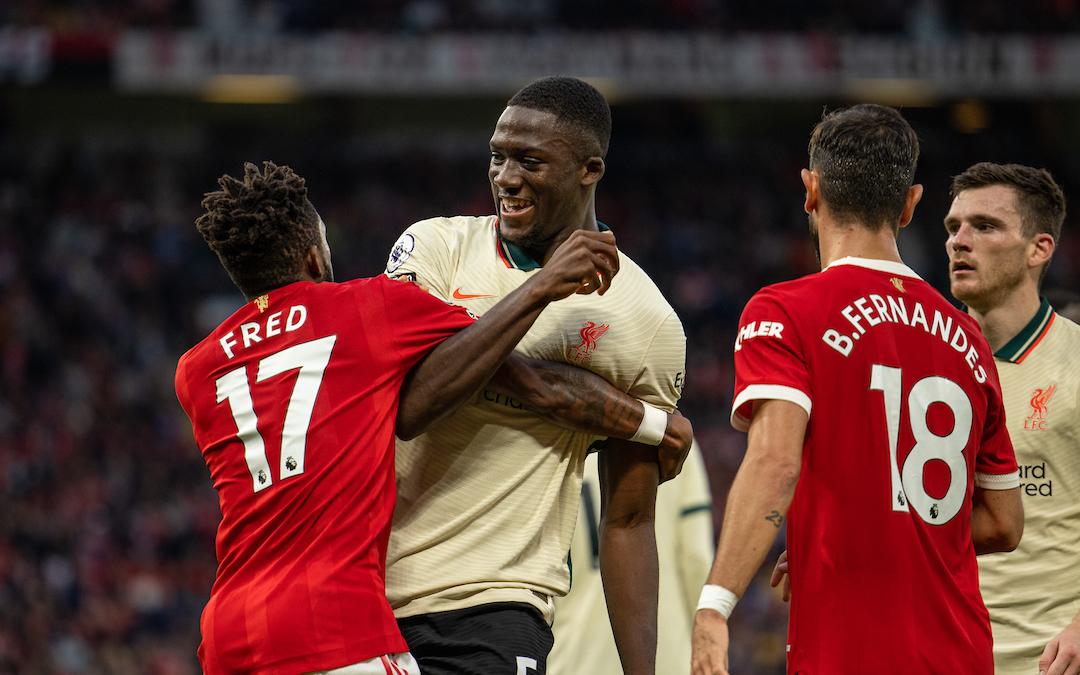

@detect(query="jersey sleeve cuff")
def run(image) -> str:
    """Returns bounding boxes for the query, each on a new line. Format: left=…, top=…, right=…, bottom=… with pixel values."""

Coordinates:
left=730, top=384, right=812, bottom=432
left=974, top=470, right=1021, bottom=490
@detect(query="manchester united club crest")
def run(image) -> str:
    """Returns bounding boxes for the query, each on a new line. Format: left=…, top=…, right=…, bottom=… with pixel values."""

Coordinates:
left=254, top=294, right=270, bottom=312
left=1024, top=384, right=1056, bottom=431
left=890, top=277, right=905, bottom=293
left=567, top=321, right=610, bottom=365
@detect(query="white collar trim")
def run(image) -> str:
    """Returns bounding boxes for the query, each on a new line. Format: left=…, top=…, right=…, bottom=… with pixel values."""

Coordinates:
left=823, top=256, right=923, bottom=280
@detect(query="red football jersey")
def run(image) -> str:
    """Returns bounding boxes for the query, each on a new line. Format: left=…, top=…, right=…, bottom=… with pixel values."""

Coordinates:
left=174, top=277, right=475, bottom=675
left=731, top=258, right=1018, bottom=675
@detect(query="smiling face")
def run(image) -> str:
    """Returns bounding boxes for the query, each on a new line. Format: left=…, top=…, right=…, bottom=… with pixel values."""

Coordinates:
left=944, top=185, right=1036, bottom=313
left=488, top=106, right=600, bottom=258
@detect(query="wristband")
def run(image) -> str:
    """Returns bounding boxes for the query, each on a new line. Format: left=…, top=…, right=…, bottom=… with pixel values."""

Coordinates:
left=697, top=584, right=738, bottom=619
left=629, top=403, right=667, bottom=446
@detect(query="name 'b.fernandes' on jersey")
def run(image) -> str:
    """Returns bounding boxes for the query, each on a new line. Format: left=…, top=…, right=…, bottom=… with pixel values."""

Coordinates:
left=731, top=257, right=1019, bottom=675
left=174, top=277, right=475, bottom=675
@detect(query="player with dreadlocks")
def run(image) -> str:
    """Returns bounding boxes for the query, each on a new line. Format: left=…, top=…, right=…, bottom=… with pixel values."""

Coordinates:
left=175, top=161, right=687, bottom=675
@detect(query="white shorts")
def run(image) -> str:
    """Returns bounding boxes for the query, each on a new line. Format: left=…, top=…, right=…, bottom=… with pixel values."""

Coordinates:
left=302, top=652, right=421, bottom=675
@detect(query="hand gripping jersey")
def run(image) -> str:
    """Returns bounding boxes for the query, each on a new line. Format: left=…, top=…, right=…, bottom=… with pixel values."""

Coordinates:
left=731, top=258, right=1018, bottom=675
left=174, top=278, right=474, bottom=675
left=383, top=215, right=685, bottom=623
left=978, top=301, right=1080, bottom=675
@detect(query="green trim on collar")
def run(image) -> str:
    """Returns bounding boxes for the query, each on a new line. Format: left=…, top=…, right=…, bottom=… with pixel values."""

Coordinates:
left=497, top=220, right=612, bottom=271
left=995, top=296, right=1055, bottom=363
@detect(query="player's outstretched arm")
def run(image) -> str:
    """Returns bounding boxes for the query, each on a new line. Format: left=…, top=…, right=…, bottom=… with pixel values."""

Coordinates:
left=598, top=438, right=660, bottom=675
left=970, top=486, right=1023, bottom=554
left=485, top=355, right=693, bottom=482
left=396, top=230, right=618, bottom=440
left=1039, top=614, right=1080, bottom=675
left=691, top=399, right=806, bottom=675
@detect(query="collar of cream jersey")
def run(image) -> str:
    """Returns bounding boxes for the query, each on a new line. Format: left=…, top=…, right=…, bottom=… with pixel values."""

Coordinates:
left=822, top=256, right=923, bottom=279
left=994, top=296, right=1056, bottom=364
left=495, top=219, right=612, bottom=270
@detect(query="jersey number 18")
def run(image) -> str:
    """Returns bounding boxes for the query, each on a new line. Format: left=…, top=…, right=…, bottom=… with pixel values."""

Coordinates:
left=870, top=364, right=973, bottom=525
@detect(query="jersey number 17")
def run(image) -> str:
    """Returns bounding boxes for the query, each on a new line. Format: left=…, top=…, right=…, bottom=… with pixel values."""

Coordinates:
left=214, top=336, right=337, bottom=494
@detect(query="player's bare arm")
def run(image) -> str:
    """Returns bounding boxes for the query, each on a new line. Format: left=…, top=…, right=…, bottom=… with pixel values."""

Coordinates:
left=970, top=486, right=1023, bottom=554
left=485, top=354, right=693, bottom=482
left=691, top=399, right=806, bottom=675
left=396, top=230, right=618, bottom=439
left=598, top=438, right=660, bottom=675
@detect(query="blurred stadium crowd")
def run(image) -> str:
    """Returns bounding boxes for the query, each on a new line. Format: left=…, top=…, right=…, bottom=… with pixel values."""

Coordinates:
left=0, top=97, right=1075, bottom=675
left=3, top=0, right=1080, bottom=35
left=0, top=5, right=1079, bottom=675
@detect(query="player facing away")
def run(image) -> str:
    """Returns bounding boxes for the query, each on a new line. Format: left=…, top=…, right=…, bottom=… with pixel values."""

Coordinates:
left=174, top=161, right=647, bottom=675
left=945, top=163, right=1080, bottom=675
left=384, top=76, right=687, bottom=675
left=690, top=105, right=1024, bottom=675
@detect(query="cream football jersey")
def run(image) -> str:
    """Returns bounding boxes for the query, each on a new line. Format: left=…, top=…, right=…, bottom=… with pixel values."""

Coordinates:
left=978, top=301, right=1080, bottom=675
left=383, top=215, right=686, bottom=622
left=548, top=442, right=713, bottom=675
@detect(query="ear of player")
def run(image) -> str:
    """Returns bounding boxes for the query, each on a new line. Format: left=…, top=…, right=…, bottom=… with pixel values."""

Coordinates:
left=535, top=230, right=620, bottom=299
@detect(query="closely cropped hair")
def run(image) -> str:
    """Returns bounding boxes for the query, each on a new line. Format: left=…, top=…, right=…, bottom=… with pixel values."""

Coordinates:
left=508, top=76, right=611, bottom=160
left=951, top=162, right=1066, bottom=287
left=950, top=162, right=1065, bottom=243
left=196, top=161, right=320, bottom=299
left=809, top=104, right=920, bottom=232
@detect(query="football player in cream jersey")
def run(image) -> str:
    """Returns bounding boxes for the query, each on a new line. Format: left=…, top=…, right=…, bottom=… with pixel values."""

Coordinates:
left=549, top=442, right=713, bottom=675
left=384, top=76, right=686, bottom=675
left=945, top=162, right=1080, bottom=675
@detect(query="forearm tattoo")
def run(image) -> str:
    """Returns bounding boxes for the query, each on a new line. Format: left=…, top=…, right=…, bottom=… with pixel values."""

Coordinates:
left=765, top=511, right=784, bottom=528
left=537, top=363, right=639, bottom=436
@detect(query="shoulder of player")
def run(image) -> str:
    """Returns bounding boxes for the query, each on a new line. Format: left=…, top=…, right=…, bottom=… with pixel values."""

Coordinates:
left=391, top=215, right=495, bottom=268
left=355, top=274, right=443, bottom=305
left=742, top=275, right=812, bottom=313
left=1038, top=312, right=1080, bottom=373
left=606, top=252, right=672, bottom=307
left=404, top=214, right=495, bottom=241
left=1052, top=312, right=1080, bottom=342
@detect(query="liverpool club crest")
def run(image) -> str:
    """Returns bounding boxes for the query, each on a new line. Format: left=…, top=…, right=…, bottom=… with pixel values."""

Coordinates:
left=567, top=321, right=610, bottom=366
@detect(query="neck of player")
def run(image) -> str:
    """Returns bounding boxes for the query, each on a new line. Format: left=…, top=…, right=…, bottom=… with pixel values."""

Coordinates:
left=818, top=220, right=905, bottom=270
left=966, top=283, right=1044, bottom=353
left=537, top=209, right=600, bottom=267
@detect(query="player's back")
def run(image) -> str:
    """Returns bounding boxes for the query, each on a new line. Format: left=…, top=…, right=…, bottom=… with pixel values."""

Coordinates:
left=174, top=277, right=471, bottom=675
left=732, top=258, right=1016, bottom=674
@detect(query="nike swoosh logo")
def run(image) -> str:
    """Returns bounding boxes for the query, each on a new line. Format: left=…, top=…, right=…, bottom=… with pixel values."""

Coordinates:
left=452, top=287, right=496, bottom=300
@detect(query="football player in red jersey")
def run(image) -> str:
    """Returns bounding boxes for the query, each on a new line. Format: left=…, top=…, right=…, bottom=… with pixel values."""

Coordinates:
left=175, top=162, right=690, bottom=675
left=690, top=105, right=1024, bottom=675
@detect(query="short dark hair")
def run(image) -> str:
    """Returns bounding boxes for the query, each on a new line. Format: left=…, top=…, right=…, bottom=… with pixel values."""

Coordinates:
left=507, top=76, right=611, bottom=160
left=950, top=162, right=1065, bottom=243
left=196, top=161, right=321, bottom=299
left=808, top=104, right=920, bottom=232
left=950, top=162, right=1066, bottom=287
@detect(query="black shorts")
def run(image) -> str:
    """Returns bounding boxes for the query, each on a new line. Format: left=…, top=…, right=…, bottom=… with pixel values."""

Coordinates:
left=397, top=602, right=553, bottom=675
